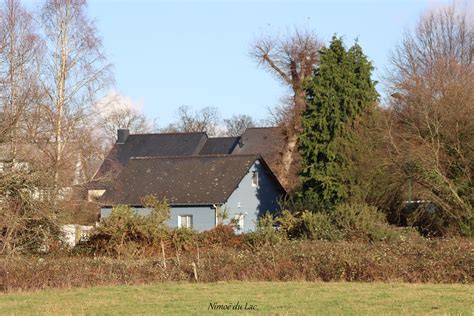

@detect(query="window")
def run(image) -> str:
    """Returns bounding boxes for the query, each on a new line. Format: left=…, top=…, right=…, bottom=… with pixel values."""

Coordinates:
left=251, top=171, right=258, bottom=187
left=178, top=215, right=193, bottom=229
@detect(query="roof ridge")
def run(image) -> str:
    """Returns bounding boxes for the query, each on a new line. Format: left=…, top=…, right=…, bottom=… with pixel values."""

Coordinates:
left=207, top=136, right=240, bottom=139
left=128, top=131, right=208, bottom=137
left=245, top=127, right=279, bottom=130
left=130, top=154, right=259, bottom=160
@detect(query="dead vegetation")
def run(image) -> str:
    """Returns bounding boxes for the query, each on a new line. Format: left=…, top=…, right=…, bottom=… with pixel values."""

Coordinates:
left=0, top=237, right=471, bottom=292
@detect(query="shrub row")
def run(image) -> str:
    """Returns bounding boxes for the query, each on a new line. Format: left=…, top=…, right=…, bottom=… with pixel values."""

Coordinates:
left=256, top=203, right=401, bottom=243
left=79, top=202, right=409, bottom=259
left=1, top=238, right=472, bottom=292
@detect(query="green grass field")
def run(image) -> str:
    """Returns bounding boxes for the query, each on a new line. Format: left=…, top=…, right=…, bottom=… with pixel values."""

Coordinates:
left=0, top=282, right=472, bottom=315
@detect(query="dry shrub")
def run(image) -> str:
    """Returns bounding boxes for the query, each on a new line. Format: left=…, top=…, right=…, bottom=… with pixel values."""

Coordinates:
left=200, top=224, right=234, bottom=244
left=244, top=213, right=283, bottom=247
left=277, top=210, right=343, bottom=241
left=0, top=170, right=62, bottom=255
left=82, top=197, right=170, bottom=258
left=268, top=203, right=396, bottom=242
left=199, top=224, right=243, bottom=248
left=1, top=238, right=471, bottom=292
left=332, top=203, right=397, bottom=241
left=171, top=228, right=199, bottom=251
left=82, top=216, right=241, bottom=259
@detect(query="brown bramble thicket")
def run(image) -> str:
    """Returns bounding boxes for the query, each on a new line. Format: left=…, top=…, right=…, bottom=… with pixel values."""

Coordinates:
left=0, top=237, right=471, bottom=292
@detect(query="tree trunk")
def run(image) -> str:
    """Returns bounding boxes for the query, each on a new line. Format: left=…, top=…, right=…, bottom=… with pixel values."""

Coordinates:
left=280, top=89, right=306, bottom=189
left=7, top=7, right=18, bottom=163
left=53, top=12, right=69, bottom=191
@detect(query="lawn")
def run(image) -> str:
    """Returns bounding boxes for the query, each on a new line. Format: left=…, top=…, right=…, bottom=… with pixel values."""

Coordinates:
left=0, top=282, right=472, bottom=315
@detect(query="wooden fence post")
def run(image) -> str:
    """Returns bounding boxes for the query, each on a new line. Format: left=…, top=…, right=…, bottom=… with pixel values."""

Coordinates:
left=0, top=269, right=6, bottom=292
left=191, top=262, right=198, bottom=282
left=161, top=238, right=167, bottom=269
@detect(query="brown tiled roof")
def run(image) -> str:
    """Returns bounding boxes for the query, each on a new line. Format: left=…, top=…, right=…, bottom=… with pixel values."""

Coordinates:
left=198, top=137, right=239, bottom=155
left=99, top=155, right=265, bottom=206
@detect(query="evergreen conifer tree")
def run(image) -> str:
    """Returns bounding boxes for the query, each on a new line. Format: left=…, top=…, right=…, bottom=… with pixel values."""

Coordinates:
left=298, top=36, right=378, bottom=210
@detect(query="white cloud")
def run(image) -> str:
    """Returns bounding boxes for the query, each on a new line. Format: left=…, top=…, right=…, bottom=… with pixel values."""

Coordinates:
left=95, top=90, right=145, bottom=117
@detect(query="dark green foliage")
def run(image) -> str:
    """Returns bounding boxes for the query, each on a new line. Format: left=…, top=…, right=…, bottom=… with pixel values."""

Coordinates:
left=459, top=216, right=474, bottom=238
left=300, top=211, right=343, bottom=241
left=331, top=203, right=397, bottom=241
left=298, top=36, right=378, bottom=210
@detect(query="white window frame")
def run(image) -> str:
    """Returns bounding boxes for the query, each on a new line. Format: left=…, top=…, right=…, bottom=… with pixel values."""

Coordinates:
left=251, top=170, right=258, bottom=187
left=178, top=215, right=193, bottom=229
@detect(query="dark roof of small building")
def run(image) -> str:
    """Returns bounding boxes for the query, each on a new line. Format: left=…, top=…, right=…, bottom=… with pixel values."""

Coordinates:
left=90, top=127, right=290, bottom=191
left=198, top=137, right=239, bottom=155
left=231, top=127, right=285, bottom=166
left=99, top=154, right=276, bottom=206
left=93, top=132, right=208, bottom=181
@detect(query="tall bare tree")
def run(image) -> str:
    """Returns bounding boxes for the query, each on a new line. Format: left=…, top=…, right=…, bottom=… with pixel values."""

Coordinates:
left=0, top=0, right=41, bottom=162
left=97, top=92, right=151, bottom=141
left=39, top=0, right=112, bottom=189
left=101, top=106, right=150, bottom=140
left=251, top=27, right=322, bottom=188
left=385, top=3, right=473, bottom=233
left=163, top=105, right=221, bottom=136
left=224, top=114, right=256, bottom=137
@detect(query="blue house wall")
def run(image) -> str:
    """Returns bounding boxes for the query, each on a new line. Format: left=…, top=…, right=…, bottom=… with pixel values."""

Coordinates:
left=101, top=206, right=216, bottom=231
left=223, top=160, right=283, bottom=233
left=168, top=206, right=215, bottom=231
left=100, top=160, right=283, bottom=232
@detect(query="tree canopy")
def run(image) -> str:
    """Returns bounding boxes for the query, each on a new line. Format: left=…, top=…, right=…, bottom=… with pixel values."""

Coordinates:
left=298, top=36, right=378, bottom=210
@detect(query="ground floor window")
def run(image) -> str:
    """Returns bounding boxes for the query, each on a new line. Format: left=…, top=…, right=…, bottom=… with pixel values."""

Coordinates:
left=178, top=215, right=193, bottom=229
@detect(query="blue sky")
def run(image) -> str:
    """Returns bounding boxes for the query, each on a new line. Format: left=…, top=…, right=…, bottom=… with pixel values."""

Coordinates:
left=84, top=0, right=450, bottom=126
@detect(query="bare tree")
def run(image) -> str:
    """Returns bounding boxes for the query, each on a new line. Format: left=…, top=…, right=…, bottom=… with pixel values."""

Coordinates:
left=385, top=3, right=473, bottom=231
left=97, top=93, right=151, bottom=141
left=262, top=96, right=293, bottom=127
left=250, top=27, right=322, bottom=188
left=39, top=0, right=112, bottom=190
left=223, top=114, right=256, bottom=137
left=163, top=105, right=221, bottom=136
left=102, top=106, right=150, bottom=139
left=0, top=0, right=41, bottom=162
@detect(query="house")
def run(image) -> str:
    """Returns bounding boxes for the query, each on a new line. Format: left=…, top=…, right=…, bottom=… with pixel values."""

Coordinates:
left=0, top=142, right=92, bottom=201
left=99, top=154, right=285, bottom=232
left=93, top=128, right=287, bottom=232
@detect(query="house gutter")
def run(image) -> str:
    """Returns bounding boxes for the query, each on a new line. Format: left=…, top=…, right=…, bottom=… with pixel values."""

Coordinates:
left=101, top=202, right=224, bottom=208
